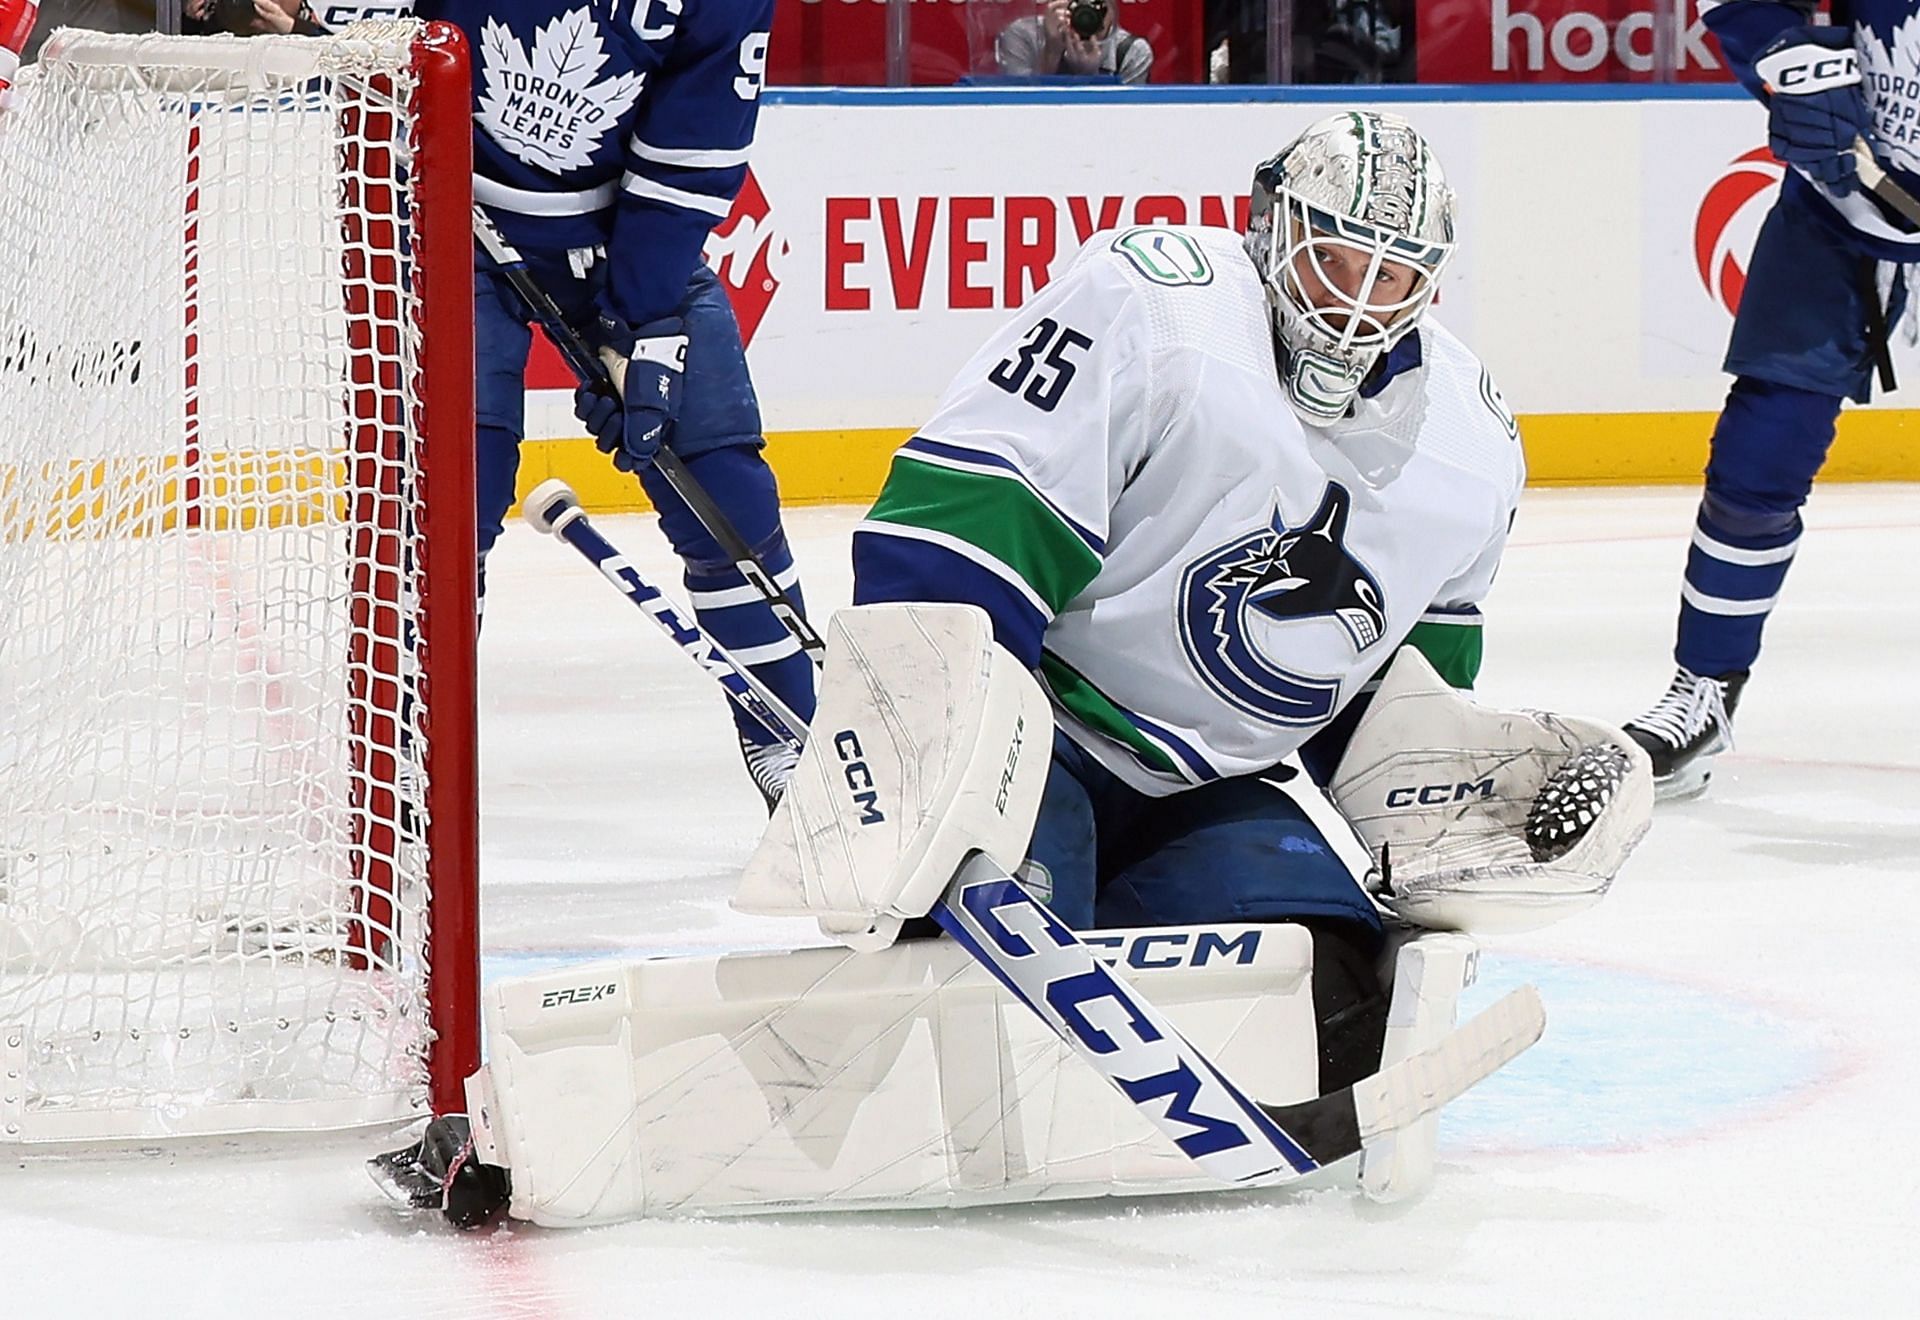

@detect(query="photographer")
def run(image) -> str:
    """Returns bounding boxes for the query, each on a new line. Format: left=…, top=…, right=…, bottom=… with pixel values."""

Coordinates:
left=996, top=0, right=1153, bottom=84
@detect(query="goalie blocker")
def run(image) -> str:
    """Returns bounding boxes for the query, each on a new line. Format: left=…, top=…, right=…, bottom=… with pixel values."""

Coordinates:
left=384, top=609, right=1643, bottom=1224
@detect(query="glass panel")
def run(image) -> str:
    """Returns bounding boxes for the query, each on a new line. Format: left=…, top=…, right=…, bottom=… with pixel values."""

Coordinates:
left=767, top=0, right=1212, bottom=87
left=23, top=3, right=166, bottom=59
left=1412, top=1, right=1739, bottom=84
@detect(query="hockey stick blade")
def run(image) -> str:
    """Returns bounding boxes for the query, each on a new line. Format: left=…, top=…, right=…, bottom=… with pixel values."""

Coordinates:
left=1853, top=138, right=1920, bottom=226
left=1257, top=984, right=1546, bottom=1167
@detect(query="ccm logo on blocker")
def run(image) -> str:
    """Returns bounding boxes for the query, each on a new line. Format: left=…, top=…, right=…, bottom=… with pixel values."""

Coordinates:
left=833, top=730, right=886, bottom=826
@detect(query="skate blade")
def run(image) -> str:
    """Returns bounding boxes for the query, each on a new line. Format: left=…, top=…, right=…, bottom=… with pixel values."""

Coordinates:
left=366, top=1146, right=444, bottom=1211
left=1653, top=762, right=1714, bottom=803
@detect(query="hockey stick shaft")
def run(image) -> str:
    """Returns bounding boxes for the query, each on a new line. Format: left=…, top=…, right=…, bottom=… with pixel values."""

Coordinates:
left=1853, top=138, right=1920, bottom=225
left=523, top=480, right=805, bottom=747
left=473, top=208, right=826, bottom=667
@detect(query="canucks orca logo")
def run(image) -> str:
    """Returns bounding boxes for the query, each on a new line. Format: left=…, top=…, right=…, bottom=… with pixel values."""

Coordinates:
left=1177, top=484, right=1387, bottom=728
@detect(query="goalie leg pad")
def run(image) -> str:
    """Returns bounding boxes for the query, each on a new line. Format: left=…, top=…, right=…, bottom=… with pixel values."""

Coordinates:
left=467, top=924, right=1320, bottom=1225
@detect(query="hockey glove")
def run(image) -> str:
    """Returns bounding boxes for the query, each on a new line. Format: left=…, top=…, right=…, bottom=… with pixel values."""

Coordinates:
left=573, top=314, right=688, bottom=473
left=1755, top=27, right=1871, bottom=192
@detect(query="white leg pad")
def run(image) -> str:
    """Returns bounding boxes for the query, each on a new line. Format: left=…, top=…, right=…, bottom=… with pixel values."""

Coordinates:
left=1359, top=930, right=1480, bottom=1203
left=470, top=924, right=1319, bottom=1225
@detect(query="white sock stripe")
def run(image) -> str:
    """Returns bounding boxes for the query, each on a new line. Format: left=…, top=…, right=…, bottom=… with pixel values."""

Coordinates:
left=687, top=567, right=802, bottom=610
left=1691, top=526, right=1799, bottom=567
left=727, top=636, right=804, bottom=667
left=1680, top=582, right=1779, bottom=616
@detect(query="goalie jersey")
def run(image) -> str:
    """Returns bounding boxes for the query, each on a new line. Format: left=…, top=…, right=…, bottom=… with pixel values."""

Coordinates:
left=853, top=225, right=1525, bottom=797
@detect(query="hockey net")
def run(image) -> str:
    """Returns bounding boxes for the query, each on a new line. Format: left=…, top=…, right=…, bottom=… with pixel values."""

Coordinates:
left=0, top=22, right=477, bottom=1144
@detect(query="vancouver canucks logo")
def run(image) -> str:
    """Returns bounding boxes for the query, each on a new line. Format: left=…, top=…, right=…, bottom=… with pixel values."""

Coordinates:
left=477, top=11, right=647, bottom=175
left=1177, top=484, right=1387, bottom=728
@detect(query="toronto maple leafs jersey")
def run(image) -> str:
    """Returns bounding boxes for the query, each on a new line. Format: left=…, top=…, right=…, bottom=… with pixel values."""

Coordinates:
left=852, top=226, right=1525, bottom=797
left=404, top=0, right=772, bottom=329
left=1702, top=0, right=1920, bottom=258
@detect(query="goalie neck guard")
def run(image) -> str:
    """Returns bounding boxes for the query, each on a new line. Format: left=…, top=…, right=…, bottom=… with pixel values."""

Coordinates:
left=1246, top=111, right=1457, bottom=422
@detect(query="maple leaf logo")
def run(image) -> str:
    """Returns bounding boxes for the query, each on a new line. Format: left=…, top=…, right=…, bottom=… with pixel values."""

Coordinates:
left=1855, top=13, right=1920, bottom=174
left=705, top=169, right=790, bottom=349
left=476, top=11, right=646, bottom=175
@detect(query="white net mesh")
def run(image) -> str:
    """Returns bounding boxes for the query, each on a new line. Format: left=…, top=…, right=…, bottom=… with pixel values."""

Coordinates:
left=0, top=24, right=456, bottom=1143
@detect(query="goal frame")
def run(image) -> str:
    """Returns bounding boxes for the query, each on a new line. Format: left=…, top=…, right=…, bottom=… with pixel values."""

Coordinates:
left=0, top=20, right=479, bottom=1142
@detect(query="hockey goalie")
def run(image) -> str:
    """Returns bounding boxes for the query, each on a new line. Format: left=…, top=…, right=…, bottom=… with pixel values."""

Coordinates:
left=374, top=112, right=1653, bottom=1227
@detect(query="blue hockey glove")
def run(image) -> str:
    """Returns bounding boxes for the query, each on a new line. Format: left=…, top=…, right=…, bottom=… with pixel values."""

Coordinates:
left=573, top=315, right=688, bottom=473
left=1755, top=27, right=1871, bottom=192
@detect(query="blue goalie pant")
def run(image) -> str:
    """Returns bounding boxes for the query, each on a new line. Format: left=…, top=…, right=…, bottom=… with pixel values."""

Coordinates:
left=1677, top=184, right=1908, bottom=678
left=473, top=247, right=817, bottom=745
left=1024, top=732, right=1382, bottom=941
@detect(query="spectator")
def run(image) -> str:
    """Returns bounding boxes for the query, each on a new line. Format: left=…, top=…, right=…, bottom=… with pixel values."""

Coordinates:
left=996, top=0, right=1153, bottom=84
left=24, top=2, right=154, bottom=60
left=184, top=0, right=323, bottom=36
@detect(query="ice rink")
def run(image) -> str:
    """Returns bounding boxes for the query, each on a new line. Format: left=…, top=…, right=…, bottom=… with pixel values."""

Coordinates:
left=6, top=484, right=1916, bottom=1319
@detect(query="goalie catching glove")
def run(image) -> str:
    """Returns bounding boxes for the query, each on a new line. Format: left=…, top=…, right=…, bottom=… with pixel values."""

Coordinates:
left=1329, top=649, right=1653, bottom=934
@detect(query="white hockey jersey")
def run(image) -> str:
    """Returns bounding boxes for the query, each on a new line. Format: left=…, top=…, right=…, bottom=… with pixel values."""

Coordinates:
left=852, top=225, right=1524, bottom=797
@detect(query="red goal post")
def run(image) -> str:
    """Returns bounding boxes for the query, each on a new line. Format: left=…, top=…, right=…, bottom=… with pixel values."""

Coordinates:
left=0, top=20, right=478, bottom=1143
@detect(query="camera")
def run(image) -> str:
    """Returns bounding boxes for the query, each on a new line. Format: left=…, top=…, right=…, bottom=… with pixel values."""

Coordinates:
left=1069, top=0, right=1108, bottom=39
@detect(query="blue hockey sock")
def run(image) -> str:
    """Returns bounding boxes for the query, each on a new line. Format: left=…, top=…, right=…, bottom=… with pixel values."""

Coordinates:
left=1675, top=495, right=1800, bottom=678
left=643, top=446, right=818, bottom=744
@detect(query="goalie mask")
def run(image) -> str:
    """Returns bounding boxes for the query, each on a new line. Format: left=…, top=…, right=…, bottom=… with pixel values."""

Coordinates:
left=1246, top=111, right=1457, bottom=422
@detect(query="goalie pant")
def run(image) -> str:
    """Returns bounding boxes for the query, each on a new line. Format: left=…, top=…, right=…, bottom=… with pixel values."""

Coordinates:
left=1022, top=728, right=1390, bottom=1094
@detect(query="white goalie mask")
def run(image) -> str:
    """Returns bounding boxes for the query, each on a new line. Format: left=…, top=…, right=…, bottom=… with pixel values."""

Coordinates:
left=1245, top=112, right=1457, bottom=422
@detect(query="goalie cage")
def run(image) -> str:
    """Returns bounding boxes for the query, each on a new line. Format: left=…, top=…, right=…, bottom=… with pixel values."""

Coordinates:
left=0, top=22, right=478, bottom=1145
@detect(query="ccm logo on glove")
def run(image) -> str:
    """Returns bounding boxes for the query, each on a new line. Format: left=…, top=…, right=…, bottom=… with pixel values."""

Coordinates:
left=1757, top=46, right=1859, bottom=95
left=1385, top=777, right=1496, bottom=808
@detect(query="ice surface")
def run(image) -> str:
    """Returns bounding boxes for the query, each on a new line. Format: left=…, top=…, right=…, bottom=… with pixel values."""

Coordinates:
left=5, top=486, right=1915, bottom=1318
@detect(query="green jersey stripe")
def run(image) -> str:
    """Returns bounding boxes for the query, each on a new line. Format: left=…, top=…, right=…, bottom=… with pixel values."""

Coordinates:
left=1402, top=618, right=1484, bottom=689
left=866, top=454, right=1103, bottom=613
left=1040, top=651, right=1180, bottom=777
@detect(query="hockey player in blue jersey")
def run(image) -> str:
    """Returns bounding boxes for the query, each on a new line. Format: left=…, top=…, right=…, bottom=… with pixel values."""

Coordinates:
left=408, top=0, right=815, bottom=807
left=1624, top=1, right=1916, bottom=799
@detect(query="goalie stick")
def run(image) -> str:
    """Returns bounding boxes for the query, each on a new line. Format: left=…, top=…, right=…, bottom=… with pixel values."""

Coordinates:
left=471, top=207, right=825, bottom=668
left=507, top=485, right=1548, bottom=1196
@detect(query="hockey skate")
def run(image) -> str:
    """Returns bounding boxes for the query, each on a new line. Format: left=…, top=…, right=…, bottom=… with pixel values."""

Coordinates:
left=1623, top=667, right=1746, bottom=801
left=368, top=1114, right=511, bottom=1230
left=738, top=732, right=800, bottom=813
